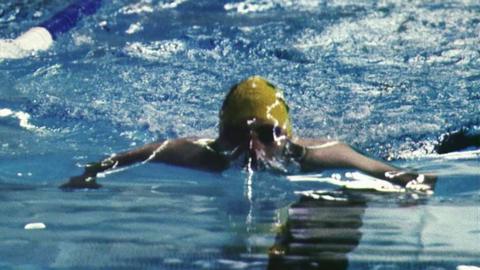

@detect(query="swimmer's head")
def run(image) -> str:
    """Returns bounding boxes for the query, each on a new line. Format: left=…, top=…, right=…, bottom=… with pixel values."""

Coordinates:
left=219, top=76, right=292, bottom=143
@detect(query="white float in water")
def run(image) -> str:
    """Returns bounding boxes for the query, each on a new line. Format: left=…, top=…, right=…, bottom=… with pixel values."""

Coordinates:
left=0, top=0, right=101, bottom=60
left=0, top=27, right=53, bottom=60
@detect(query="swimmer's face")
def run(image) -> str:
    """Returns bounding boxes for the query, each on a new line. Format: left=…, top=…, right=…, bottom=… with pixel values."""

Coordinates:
left=219, top=76, right=293, bottom=169
left=223, top=120, right=289, bottom=169
left=247, top=124, right=289, bottom=170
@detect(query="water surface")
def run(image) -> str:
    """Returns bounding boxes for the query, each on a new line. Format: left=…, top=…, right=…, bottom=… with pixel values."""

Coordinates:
left=0, top=0, right=479, bottom=269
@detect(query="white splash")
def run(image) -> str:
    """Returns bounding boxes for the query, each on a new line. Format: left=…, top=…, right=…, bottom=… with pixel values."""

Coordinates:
left=294, top=190, right=348, bottom=201
left=119, top=1, right=154, bottom=15
left=0, top=108, right=44, bottom=132
left=158, top=0, right=188, bottom=9
left=288, top=172, right=405, bottom=193
left=288, top=171, right=434, bottom=194
left=72, top=33, right=94, bottom=46
left=125, top=22, right=144, bottom=35
left=424, top=149, right=480, bottom=160
left=119, top=0, right=187, bottom=14
left=394, top=141, right=436, bottom=160
left=224, top=0, right=320, bottom=14
left=123, top=40, right=185, bottom=61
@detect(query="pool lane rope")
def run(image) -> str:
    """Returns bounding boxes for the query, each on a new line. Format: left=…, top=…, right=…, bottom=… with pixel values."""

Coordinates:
left=0, top=0, right=101, bottom=59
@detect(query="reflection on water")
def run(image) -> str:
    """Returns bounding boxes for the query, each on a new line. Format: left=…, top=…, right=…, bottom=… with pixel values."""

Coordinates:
left=268, top=191, right=366, bottom=270
left=0, top=164, right=479, bottom=269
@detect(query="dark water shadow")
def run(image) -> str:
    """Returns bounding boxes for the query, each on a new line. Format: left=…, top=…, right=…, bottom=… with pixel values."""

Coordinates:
left=267, top=191, right=367, bottom=270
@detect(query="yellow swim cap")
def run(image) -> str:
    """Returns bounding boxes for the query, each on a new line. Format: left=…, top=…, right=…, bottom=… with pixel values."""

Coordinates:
left=220, top=76, right=292, bottom=138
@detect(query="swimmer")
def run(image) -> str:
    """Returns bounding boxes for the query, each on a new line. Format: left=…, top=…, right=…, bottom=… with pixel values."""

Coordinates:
left=61, top=76, right=436, bottom=189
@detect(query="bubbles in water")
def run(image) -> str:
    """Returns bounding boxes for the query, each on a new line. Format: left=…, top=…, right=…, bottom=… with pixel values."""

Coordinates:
left=125, top=22, right=143, bottom=35
left=119, top=1, right=154, bottom=15
left=123, top=40, right=185, bottom=61
left=224, top=0, right=321, bottom=14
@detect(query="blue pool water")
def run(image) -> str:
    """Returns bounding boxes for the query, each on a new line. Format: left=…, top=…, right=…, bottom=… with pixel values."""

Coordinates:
left=0, top=0, right=479, bottom=269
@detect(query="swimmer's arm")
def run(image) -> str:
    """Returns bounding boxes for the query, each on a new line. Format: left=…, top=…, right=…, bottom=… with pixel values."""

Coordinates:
left=300, top=141, right=436, bottom=187
left=60, top=142, right=169, bottom=189
left=61, top=139, right=227, bottom=189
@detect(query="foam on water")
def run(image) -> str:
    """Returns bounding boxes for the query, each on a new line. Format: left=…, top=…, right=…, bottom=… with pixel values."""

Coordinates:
left=123, top=40, right=186, bottom=60
left=0, top=108, right=44, bottom=131
left=119, top=0, right=189, bottom=15
left=119, top=1, right=155, bottom=15
left=125, top=22, right=143, bottom=34
left=224, top=0, right=322, bottom=14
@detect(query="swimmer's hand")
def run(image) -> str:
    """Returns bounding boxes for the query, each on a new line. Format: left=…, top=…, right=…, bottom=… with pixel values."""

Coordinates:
left=386, top=171, right=437, bottom=191
left=60, top=174, right=102, bottom=190
left=60, top=162, right=108, bottom=190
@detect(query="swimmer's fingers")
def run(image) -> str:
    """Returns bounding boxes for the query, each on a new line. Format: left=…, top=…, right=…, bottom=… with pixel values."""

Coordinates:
left=60, top=175, right=102, bottom=190
left=421, top=174, right=437, bottom=189
left=384, top=172, right=437, bottom=193
left=409, top=173, right=437, bottom=190
left=400, top=173, right=437, bottom=194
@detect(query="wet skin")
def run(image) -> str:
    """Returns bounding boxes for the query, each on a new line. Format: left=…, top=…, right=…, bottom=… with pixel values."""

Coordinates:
left=61, top=122, right=436, bottom=190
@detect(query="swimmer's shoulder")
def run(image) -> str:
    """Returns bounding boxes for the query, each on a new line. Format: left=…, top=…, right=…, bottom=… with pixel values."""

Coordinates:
left=293, top=137, right=341, bottom=147
left=152, top=137, right=228, bottom=171
left=166, top=137, right=217, bottom=151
